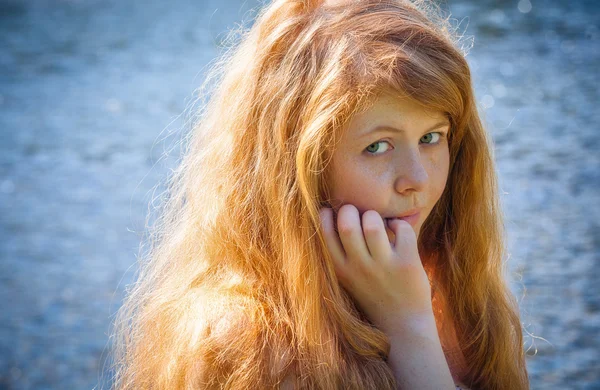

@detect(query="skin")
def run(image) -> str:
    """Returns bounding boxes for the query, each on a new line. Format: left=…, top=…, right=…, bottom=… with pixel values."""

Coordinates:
left=319, top=93, right=458, bottom=388
left=326, top=92, right=450, bottom=241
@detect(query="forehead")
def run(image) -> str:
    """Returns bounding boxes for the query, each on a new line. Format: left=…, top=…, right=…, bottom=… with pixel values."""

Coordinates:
left=344, top=93, right=448, bottom=136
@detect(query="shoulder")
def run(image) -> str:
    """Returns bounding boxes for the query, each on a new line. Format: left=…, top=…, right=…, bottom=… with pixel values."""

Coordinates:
left=171, top=288, right=261, bottom=360
left=182, top=295, right=263, bottom=386
left=186, top=292, right=294, bottom=387
left=189, top=290, right=261, bottom=349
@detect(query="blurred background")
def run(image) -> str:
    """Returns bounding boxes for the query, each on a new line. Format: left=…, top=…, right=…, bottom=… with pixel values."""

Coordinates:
left=0, top=0, right=598, bottom=388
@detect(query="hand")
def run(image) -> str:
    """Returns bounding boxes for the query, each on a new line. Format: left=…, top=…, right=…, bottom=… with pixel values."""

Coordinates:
left=319, top=204, right=434, bottom=334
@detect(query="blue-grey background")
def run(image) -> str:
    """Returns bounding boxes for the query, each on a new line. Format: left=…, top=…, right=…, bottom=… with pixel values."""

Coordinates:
left=0, top=0, right=598, bottom=388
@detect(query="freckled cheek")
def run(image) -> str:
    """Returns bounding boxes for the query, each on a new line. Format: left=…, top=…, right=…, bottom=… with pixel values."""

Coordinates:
left=425, top=151, right=450, bottom=201
left=329, top=163, right=388, bottom=210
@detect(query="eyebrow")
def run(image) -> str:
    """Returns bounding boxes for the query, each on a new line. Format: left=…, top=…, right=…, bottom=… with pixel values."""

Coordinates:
left=360, top=120, right=450, bottom=138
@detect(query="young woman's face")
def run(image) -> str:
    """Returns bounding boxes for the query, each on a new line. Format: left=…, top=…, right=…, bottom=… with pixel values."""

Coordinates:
left=328, top=93, right=450, bottom=242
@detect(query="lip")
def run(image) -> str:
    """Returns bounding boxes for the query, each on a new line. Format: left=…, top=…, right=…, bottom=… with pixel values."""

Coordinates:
left=385, top=209, right=421, bottom=228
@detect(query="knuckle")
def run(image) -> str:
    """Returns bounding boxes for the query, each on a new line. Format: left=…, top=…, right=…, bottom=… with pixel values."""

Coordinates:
left=362, top=221, right=380, bottom=235
left=337, top=222, right=355, bottom=236
left=361, top=211, right=382, bottom=233
left=354, top=264, right=374, bottom=280
left=336, top=206, right=359, bottom=235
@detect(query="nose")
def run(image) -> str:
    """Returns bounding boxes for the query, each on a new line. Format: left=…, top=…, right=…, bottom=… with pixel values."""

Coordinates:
left=393, top=147, right=428, bottom=194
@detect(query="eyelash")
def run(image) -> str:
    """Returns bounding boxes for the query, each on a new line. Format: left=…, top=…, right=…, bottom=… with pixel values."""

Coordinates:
left=365, top=132, right=445, bottom=156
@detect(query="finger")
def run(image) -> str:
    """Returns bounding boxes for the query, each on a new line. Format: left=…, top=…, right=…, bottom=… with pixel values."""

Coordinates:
left=336, top=204, right=371, bottom=265
left=387, top=218, right=420, bottom=262
left=319, top=207, right=347, bottom=267
left=361, top=210, right=391, bottom=261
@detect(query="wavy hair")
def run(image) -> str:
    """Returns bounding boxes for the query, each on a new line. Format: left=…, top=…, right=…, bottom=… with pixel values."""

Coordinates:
left=111, top=0, right=529, bottom=388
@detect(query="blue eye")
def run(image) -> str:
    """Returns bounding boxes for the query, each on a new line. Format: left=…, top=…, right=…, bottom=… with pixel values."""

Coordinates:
left=420, top=132, right=441, bottom=144
left=365, top=140, right=392, bottom=155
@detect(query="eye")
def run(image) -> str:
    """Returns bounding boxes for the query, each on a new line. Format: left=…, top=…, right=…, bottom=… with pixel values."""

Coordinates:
left=365, top=140, right=392, bottom=155
left=420, top=132, right=442, bottom=144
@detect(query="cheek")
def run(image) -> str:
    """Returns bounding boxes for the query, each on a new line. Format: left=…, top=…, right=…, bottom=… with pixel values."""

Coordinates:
left=329, top=159, right=389, bottom=209
left=427, top=149, right=450, bottom=201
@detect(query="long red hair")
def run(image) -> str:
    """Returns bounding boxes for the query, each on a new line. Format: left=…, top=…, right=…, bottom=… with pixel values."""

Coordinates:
left=111, top=1, right=529, bottom=388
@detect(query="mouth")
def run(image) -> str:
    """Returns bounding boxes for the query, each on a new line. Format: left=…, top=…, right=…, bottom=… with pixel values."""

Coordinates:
left=384, top=210, right=421, bottom=228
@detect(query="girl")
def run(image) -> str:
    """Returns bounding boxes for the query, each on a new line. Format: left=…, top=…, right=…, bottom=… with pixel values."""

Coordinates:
left=112, top=0, right=529, bottom=388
